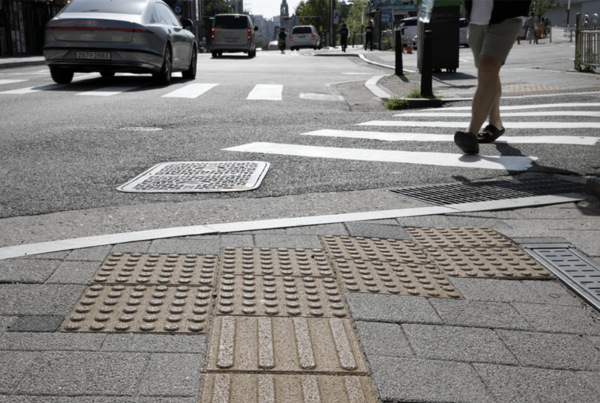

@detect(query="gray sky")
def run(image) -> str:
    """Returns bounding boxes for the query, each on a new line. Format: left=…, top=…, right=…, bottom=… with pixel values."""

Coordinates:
left=245, top=0, right=302, bottom=19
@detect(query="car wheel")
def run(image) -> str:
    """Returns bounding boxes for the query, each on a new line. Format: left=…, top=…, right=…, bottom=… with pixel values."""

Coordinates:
left=50, top=68, right=73, bottom=84
left=153, top=46, right=172, bottom=85
left=182, top=46, right=197, bottom=79
left=212, top=51, right=217, bottom=58
left=218, top=52, right=222, bottom=57
left=247, top=49, right=253, bottom=58
left=100, top=71, right=115, bottom=79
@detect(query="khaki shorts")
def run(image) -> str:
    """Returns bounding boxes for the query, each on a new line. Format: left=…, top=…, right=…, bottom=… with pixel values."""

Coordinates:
left=468, top=18, right=523, bottom=67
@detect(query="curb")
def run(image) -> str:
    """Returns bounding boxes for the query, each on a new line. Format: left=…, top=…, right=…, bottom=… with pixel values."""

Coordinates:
left=0, top=60, right=46, bottom=70
left=586, top=177, right=600, bottom=198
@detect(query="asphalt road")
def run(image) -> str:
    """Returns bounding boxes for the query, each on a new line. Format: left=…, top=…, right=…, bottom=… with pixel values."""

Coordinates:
left=1, top=47, right=599, bottom=245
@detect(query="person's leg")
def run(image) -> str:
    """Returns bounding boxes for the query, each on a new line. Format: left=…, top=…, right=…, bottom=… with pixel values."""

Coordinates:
left=467, top=55, right=503, bottom=136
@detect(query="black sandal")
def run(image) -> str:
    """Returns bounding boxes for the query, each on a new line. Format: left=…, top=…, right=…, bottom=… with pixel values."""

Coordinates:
left=477, top=124, right=505, bottom=143
left=454, top=131, right=479, bottom=154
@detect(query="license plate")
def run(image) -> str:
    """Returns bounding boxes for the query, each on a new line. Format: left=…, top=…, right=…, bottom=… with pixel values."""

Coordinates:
left=298, top=35, right=306, bottom=38
left=225, top=38, right=237, bottom=42
left=75, top=51, right=111, bottom=60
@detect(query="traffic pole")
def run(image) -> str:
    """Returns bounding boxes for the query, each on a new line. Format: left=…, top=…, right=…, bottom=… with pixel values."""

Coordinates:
left=420, top=30, right=433, bottom=98
left=395, top=29, right=403, bottom=76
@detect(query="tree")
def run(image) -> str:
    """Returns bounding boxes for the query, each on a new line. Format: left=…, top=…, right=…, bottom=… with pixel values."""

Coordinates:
left=342, top=0, right=367, bottom=39
left=296, top=0, right=338, bottom=33
left=531, top=0, right=562, bottom=19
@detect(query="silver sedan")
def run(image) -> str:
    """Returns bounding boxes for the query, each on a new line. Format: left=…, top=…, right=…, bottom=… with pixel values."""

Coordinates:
left=43, top=0, right=197, bottom=85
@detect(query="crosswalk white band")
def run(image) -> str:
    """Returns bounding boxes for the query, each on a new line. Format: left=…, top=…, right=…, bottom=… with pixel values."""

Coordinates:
left=395, top=111, right=600, bottom=117
left=427, top=103, right=600, bottom=111
left=162, top=83, right=219, bottom=98
left=76, top=86, right=141, bottom=96
left=0, top=79, right=27, bottom=85
left=358, top=121, right=600, bottom=129
left=0, top=84, right=63, bottom=94
left=247, top=84, right=283, bottom=100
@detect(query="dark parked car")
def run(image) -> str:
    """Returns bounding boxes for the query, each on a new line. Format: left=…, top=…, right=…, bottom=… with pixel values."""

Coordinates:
left=43, top=0, right=197, bottom=85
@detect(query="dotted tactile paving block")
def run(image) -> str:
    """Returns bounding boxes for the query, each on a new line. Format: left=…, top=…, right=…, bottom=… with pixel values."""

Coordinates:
left=332, top=258, right=462, bottom=299
left=60, top=284, right=212, bottom=333
left=426, top=247, right=554, bottom=279
left=206, top=316, right=369, bottom=375
left=216, top=274, right=348, bottom=318
left=90, top=253, right=218, bottom=286
left=200, top=374, right=378, bottom=403
left=406, top=227, right=517, bottom=249
left=220, top=248, right=334, bottom=277
left=321, top=236, right=431, bottom=264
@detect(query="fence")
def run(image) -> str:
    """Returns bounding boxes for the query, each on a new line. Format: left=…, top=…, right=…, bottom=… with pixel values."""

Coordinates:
left=576, top=13, right=600, bottom=69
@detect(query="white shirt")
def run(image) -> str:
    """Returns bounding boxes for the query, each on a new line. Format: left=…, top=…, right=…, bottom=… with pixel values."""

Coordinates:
left=470, top=0, right=494, bottom=25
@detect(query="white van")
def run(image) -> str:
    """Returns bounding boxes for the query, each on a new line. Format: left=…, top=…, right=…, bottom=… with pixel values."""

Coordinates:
left=211, top=14, right=258, bottom=58
left=289, top=25, right=322, bottom=51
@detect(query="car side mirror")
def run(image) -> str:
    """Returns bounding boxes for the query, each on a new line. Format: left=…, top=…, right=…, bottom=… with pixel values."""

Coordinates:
left=181, top=18, right=193, bottom=31
left=254, top=26, right=258, bottom=31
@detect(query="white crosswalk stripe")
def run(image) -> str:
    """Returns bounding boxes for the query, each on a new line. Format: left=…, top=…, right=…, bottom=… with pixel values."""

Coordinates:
left=76, top=85, right=142, bottom=96
left=247, top=84, right=283, bottom=100
left=423, top=103, right=600, bottom=111
left=162, top=83, right=219, bottom=98
left=0, top=84, right=64, bottom=94
left=358, top=121, right=600, bottom=129
left=395, top=111, right=600, bottom=118
left=0, top=79, right=27, bottom=85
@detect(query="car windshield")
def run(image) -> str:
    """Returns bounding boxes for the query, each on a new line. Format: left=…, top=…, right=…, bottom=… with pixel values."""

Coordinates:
left=59, top=0, right=146, bottom=15
left=293, top=27, right=311, bottom=34
left=215, top=15, right=248, bottom=29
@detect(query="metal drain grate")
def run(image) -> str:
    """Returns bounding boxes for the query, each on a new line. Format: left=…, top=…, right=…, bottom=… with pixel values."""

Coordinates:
left=522, top=244, right=600, bottom=312
left=390, top=177, right=586, bottom=206
left=118, top=161, right=270, bottom=193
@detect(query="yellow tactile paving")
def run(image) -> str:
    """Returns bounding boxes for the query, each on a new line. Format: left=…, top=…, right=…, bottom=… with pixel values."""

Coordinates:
left=406, top=227, right=517, bottom=249
left=60, top=284, right=212, bottom=333
left=220, top=248, right=334, bottom=277
left=199, top=374, right=378, bottom=403
left=321, top=236, right=431, bottom=264
left=216, top=274, right=349, bottom=318
left=331, top=258, right=463, bottom=299
left=90, top=253, right=218, bottom=286
left=205, top=316, right=369, bottom=375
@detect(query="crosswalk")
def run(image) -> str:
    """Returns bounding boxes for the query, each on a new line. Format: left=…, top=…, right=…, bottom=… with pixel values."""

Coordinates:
left=223, top=101, right=600, bottom=172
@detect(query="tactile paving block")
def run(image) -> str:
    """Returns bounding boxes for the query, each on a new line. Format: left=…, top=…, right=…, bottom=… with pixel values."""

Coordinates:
left=406, top=227, right=517, bottom=249
left=90, top=253, right=218, bottom=286
left=332, top=258, right=462, bottom=299
left=321, top=236, right=431, bottom=264
left=220, top=248, right=334, bottom=277
left=216, top=274, right=349, bottom=318
left=425, top=247, right=554, bottom=279
left=60, top=284, right=213, bottom=333
left=200, top=373, right=378, bottom=403
left=206, top=316, right=369, bottom=375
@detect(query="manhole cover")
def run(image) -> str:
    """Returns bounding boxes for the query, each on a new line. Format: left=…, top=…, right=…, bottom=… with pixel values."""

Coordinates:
left=299, top=93, right=344, bottom=101
left=119, top=127, right=162, bottom=131
left=390, top=177, right=586, bottom=205
left=117, top=161, right=270, bottom=193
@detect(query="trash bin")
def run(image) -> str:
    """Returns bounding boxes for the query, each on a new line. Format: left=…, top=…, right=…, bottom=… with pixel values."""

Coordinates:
left=417, top=0, right=461, bottom=73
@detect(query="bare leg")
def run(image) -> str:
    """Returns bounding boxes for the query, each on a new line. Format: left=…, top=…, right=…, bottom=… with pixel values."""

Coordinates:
left=467, top=55, right=503, bottom=136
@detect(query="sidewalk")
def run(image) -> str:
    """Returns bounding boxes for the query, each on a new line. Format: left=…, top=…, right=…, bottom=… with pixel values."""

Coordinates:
left=0, top=56, right=45, bottom=70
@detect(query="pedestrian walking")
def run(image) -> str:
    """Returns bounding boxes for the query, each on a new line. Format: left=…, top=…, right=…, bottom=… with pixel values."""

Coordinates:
left=453, top=0, right=532, bottom=154
left=278, top=27, right=287, bottom=54
left=365, top=22, right=374, bottom=51
left=525, top=12, right=537, bottom=43
left=339, top=23, right=349, bottom=52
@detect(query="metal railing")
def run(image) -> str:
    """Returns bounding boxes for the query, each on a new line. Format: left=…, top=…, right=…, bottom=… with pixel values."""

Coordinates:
left=576, top=13, right=600, bottom=69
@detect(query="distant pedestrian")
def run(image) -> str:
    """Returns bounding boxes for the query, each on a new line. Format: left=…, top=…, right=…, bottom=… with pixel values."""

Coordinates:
left=525, top=12, right=537, bottom=43
left=278, top=27, right=287, bottom=54
left=339, top=23, right=349, bottom=52
left=453, top=0, right=532, bottom=155
left=365, top=22, right=374, bottom=51
left=543, top=17, right=549, bottom=36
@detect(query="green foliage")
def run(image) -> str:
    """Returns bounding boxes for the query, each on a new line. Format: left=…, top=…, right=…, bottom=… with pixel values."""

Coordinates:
left=575, top=52, right=598, bottom=73
left=385, top=95, right=409, bottom=110
left=201, top=0, right=234, bottom=37
left=342, top=0, right=367, bottom=39
left=296, top=0, right=337, bottom=33
left=405, top=85, right=424, bottom=99
left=530, top=0, right=562, bottom=19
left=256, top=39, right=269, bottom=50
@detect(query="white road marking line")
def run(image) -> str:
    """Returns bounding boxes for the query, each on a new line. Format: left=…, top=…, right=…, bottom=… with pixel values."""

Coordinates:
left=395, top=111, right=600, bottom=118
left=247, top=84, right=283, bottom=100
left=0, top=83, right=64, bottom=94
left=358, top=121, right=600, bottom=129
left=224, top=142, right=538, bottom=171
left=0, top=79, right=27, bottom=85
left=301, top=129, right=599, bottom=145
left=76, top=85, right=142, bottom=96
left=161, top=83, right=219, bottom=98
left=428, top=103, right=600, bottom=111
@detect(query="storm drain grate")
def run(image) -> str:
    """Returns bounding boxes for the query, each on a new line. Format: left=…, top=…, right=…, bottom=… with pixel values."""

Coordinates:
left=522, top=244, right=600, bottom=312
left=390, top=177, right=586, bottom=206
left=117, top=161, right=270, bottom=193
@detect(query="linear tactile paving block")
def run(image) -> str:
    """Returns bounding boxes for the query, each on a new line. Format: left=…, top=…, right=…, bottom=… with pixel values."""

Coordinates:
left=60, top=284, right=213, bottom=333
left=216, top=275, right=348, bottom=318
left=90, top=253, right=218, bottom=286
left=206, top=316, right=368, bottom=375
left=199, top=374, right=378, bottom=403
left=332, top=258, right=463, bottom=299
left=321, top=236, right=431, bottom=264
left=406, top=227, right=517, bottom=249
left=426, top=247, right=554, bottom=279
left=220, top=248, right=334, bottom=277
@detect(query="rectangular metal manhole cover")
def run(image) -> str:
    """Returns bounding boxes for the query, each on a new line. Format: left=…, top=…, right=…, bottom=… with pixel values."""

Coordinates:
left=522, top=244, right=600, bottom=311
left=299, top=93, right=345, bottom=101
left=390, top=176, right=586, bottom=205
left=117, top=161, right=270, bottom=192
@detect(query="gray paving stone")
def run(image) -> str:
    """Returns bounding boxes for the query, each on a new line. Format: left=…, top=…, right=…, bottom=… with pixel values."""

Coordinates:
left=511, top=236, right=570, bottom=244
left=474, top=363, right=600, bottom=403
left=148, top=238, right=220, bottom=255
left=403, top=324, right=517, bottom=365
left=285, top=223, right=348, bottom=235
left=396, top=215, right=455, bottom=228
left=46, top=261, right=99, bottom=284
left=522, top=280, right=583, bottom=306
left=0, top=332, right=105, bottom=351
left=65, top=246, right=112, bottom=262
left=254, top=235, right=323, bottom=249
left=235, top=228, right=286, bottom=235
left=344, top=221, right=411, bottom=240
left=0, top=285, right=85, bottom=316
left=354, top=321, right=413, bottom=359
left=0, top=351, right=39, bottom=394
left=346, top=293, right=443, bottom=325
left=218, top=234, right=254, bottom=248
left=101, top=334, right=206, bottom=354
left=22, top=251, right=71, bottom=260
left=430, top=299, right=533, bottom=330
left=139, top=353, right=202, bottom=396
left=449, top=278, right=543, bottom=304
left=556, top=230, right=600, bottom=256
left=440, top=215, right=512, bottom=230
left=0, top=397, right=197, bottom=403
left=7, top=315, right=64, bottom=332
left=370, top=355, right=495, bottom=403
left=0, top=258, right=61, bottom=284
left=0, top=316, right=17, bottom=337
left=15, top=351, right=147, bottom=396
left=110, top=241, right=151, bottom=254
left=578, top=371, right=600, bottom=397
left=511, top=302, right=600, bottom=335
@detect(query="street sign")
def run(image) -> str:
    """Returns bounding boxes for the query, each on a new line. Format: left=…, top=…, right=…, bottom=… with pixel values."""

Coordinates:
left=173, top=5, right=182, bottom=14
left=333, top=9, right=339, bottom=24
left=381, top=11, right=392, bottom=24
